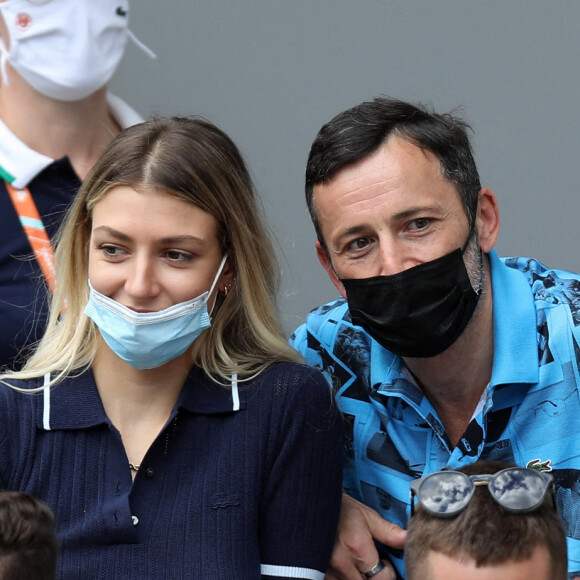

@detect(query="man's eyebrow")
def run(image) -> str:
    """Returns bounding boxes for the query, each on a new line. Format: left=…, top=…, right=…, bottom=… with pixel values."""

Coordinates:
left=391, top=206, right=440, bottom=221
left=333, top=224, right=367, bottom=243
left=329, top=224, right=371, bottom=252
left=332, top=206, right=440, bottom=244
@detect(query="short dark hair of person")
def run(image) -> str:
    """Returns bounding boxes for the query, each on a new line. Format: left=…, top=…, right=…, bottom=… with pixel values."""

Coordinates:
left=0, top=492, right=58, bottom=580
left=405, top=460, right=568, bottom=580
left=305, top=96, right=482, bottom=253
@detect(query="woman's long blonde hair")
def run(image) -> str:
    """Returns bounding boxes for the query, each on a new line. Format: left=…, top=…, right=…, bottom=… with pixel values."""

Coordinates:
left=1, top=117, right=300, bottom=389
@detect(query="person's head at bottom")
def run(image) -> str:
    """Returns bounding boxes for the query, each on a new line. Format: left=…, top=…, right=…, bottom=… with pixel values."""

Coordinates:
left=405, top=459, right=567, bottom=580
left=0, top=491, right=58, bottom=580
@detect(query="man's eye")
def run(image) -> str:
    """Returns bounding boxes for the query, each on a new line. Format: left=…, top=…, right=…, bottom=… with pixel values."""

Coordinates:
left=348, top=238, right=370, bottom=251
left=409, top=218, right=430, bottom=231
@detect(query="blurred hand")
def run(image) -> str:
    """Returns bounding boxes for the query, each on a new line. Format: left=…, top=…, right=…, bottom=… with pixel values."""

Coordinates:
left=324, top=493, right=406, bottom=580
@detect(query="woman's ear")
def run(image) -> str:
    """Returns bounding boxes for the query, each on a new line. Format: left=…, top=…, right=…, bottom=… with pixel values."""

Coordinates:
left=218, top=256, right=236, bottom=295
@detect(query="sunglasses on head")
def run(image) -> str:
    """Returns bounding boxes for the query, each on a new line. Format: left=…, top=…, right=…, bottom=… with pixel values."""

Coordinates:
left=410, top=467, right=555, bottom=518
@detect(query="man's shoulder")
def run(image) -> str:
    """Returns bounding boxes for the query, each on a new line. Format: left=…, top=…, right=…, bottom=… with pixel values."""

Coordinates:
left=293, top=297, right=349, bottom=332
left=502, top=256, right=580, bottom=309
left=291, top=297, right=353, bottom=352
left=502, top=255, right=562, bottom=281
left=290, top=298, right=376, bottom=385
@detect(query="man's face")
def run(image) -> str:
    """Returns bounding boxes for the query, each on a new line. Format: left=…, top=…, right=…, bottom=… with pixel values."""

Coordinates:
left=423, top=547, right=552, bottom=580
left=313, top=135, right=473, bottom=293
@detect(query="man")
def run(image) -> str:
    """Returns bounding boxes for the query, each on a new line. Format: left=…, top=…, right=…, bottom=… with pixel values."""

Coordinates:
left=0, top=0, right=153, bottom=369
left=406, top=460, right=567, bottom=580
left=0, top=491, right=58, bottom=579
left=290, top=97, right=580, bottom=579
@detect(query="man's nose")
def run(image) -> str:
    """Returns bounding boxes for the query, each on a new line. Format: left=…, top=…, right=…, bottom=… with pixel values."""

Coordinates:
left=377, top=240, right=407, bottom=277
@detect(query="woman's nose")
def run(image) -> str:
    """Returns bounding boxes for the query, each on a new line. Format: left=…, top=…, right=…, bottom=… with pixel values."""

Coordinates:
left=124, top=256, right=159, bottom=300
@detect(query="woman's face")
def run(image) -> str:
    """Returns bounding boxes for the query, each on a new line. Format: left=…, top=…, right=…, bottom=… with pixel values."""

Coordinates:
left=88, top=186, right=231, bottom=312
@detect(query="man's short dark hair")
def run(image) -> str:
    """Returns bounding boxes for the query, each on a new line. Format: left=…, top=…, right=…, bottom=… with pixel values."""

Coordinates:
left=405, top=460, right=568, bottom=580
left=305, top=96, right=482, bottom=251
left=0, top=492, right=58, bottom=580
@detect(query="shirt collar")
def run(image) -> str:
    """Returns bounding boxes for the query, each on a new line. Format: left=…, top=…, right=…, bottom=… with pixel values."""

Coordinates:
left=39, top=367, right=245, bottom=432
left=37, top=371, right=109, bottom=431
left=176, top=367, right=246, bottom=415
left=0, top=94, right=142, bottom=189
left=488, top=249, right=539, bottom=387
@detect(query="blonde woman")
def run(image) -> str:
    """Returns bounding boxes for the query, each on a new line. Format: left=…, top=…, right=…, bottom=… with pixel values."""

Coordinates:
left=0, top=117, right=343, bottom=580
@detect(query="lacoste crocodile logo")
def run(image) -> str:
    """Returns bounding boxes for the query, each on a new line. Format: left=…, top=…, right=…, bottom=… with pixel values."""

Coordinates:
left=211, top=493, right=240, bottom=509
left=526, top=458, right=552, bottom=472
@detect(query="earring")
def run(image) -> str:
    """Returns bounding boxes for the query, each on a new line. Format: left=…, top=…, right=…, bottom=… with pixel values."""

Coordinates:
left=223, top=281, right=234, bottom=296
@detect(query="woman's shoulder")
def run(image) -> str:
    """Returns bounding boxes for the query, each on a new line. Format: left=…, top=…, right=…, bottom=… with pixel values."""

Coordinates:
left=0, top=372, right=93, bottom=409
left=0, top=377, right=46, bottom=434
left=244, top=361, right=336, bottom=411
left=242, top=362, right=342, bottom=441
left=254, top=361, right=331, bottom=390
left=0, top=376, right=46, bottom=398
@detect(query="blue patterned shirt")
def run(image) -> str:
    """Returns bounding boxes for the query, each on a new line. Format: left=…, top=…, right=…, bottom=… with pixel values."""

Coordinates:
left=291, top=250, right=580, bottom=579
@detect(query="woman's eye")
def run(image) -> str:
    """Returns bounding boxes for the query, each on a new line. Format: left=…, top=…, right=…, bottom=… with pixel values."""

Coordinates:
left=100, top=244, right=124, bottom=257
left=165, top=250, right=193, bottom=262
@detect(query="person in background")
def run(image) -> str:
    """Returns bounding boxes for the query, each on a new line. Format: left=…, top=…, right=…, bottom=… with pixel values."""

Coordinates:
left=405, top=460, right=567, bottom=580
left=0, top=116, right=344, bottom=579
left=0, top=0, right=154, bottom=369
left=290, top=96, right=580, bottom=579
left=0, top=491, right=58, bottom=580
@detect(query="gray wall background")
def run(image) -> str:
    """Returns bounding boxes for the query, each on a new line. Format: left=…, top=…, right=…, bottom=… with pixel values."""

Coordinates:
left=111, top=1, right=580, bottom=333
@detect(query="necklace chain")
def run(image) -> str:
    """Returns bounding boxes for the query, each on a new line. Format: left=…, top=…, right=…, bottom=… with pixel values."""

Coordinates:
left=128, top=462, right=141, bottom=472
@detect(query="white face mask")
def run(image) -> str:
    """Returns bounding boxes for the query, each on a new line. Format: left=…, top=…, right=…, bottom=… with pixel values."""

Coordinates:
left=0, top=0, right=153, bottom=101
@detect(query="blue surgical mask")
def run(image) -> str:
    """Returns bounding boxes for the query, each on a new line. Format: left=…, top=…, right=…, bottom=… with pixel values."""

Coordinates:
left=84, top=256, right=227, bottom=370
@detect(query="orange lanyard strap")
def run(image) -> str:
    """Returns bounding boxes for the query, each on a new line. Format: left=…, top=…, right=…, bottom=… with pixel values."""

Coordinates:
left=6, top=182, right=56, bottom=293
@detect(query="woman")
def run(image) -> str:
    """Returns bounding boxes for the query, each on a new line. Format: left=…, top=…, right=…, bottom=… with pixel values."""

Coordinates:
left=0, top=117, right=343, bottom=579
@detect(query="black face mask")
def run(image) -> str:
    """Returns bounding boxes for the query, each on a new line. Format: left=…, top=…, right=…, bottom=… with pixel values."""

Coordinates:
left=341, top=248, right=481, bottom=358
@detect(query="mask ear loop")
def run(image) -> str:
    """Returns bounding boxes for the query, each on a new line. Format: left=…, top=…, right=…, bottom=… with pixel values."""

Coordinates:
left=126, top=29, right=157, bottom=59
left=0, top=39, right=10, bottom=87
left=207, top=255, right=229, bottom=316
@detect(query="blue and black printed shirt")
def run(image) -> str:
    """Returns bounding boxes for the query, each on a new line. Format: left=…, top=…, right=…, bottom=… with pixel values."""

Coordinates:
left=291, top=250, right=580, bottom=579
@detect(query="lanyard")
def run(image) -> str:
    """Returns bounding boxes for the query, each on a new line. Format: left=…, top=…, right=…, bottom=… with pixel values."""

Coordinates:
left=6, top=182, right=56, bottom=292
